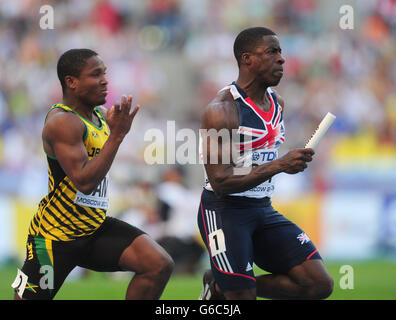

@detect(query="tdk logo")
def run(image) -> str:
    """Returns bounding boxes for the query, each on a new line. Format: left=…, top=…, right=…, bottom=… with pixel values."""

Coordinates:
left=252, top=151, right=277, bottom=162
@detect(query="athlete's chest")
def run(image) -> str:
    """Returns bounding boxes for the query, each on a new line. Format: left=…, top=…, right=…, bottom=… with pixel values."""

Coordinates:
left=83, top=121, right=110, bottom=159
left=236, top=97, right=285, bottom=152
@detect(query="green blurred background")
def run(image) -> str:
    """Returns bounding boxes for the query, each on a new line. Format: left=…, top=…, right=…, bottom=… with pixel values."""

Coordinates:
left=0, top=0, right=395, bottom=300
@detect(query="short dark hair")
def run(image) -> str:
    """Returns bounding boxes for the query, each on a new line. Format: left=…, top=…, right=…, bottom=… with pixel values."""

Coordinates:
left=233, top=27, right=277, bottom=65
left=57, top=48, right=98, bottom=92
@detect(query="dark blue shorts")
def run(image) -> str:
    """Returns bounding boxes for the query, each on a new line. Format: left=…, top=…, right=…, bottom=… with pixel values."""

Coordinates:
left=197, top=189, right=321, bottom=292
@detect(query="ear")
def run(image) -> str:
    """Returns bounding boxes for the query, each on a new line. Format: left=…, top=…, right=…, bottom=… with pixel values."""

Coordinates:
left=240, top=52, right=252, bottom=66
left=64, top=75, right=78, bottom=91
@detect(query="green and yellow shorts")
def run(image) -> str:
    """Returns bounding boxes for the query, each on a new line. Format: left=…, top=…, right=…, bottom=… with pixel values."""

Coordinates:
left=12, top=217, right=145, bottom=299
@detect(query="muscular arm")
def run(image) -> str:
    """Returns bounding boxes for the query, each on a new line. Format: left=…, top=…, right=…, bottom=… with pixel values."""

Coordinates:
left=43, top=96, right=139, bottom=194
left=202, top=90, right=313, bottom=198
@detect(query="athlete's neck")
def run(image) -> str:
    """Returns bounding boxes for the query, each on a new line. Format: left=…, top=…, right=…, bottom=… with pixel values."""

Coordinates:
left=62, top=95, right=95, bottom=121
left=235, top=77, right=271, bottom=111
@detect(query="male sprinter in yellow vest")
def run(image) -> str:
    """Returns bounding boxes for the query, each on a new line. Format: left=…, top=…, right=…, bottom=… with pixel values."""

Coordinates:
left=12, top=49, right=173, bottom=300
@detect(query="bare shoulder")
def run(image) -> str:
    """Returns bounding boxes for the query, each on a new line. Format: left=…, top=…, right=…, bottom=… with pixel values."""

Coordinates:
left=44, top=108, right=85, bottom=142
left=201, top=88, right=239, bottom=131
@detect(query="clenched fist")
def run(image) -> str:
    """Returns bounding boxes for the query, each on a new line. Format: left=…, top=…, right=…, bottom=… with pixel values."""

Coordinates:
left=277, top=148, right=314, bottom=174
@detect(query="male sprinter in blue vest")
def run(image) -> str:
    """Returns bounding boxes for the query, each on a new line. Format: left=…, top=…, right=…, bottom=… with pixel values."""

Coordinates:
left=198, top=27, right=333, bottom=300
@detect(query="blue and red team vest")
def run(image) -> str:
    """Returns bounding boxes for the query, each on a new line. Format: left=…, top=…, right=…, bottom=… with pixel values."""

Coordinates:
left=204, top=82, right=285, bottom=198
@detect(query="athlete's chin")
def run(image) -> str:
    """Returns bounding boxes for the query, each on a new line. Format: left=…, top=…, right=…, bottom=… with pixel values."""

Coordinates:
left=94, top=97, right=107, bottom=106
left=271, top=75, right=283, bottom=86
left=262, top=75, right=282, bottom=87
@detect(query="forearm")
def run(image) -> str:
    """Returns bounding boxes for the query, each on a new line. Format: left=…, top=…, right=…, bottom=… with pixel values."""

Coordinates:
left=209, top=159, right=284, bottom=197
left=75, top=134, right=122, bottom=194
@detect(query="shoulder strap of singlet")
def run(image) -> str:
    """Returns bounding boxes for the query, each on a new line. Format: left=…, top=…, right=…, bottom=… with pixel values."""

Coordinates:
left=218, top=83, right=243, bottom=101
left=94, top=106, right=107, bottom=123
left=217, top=84, right=245, bottom=126
left=45, top=103, right=71, bottom=122
left=47, top=103, right=105, bottom=125
left=44, top=103, right=90, bottom=144
left=267, top=88, right=279, bottom=107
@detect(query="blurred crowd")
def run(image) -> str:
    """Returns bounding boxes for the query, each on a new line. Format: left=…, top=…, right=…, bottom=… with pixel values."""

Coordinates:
left=0, top=0, right=395, bottom=269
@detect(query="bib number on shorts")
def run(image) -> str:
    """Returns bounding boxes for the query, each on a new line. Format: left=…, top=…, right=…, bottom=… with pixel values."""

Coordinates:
left=208, top=229, right=226, bottom=256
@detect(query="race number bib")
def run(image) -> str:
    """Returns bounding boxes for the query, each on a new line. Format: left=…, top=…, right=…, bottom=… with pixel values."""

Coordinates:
left=249, top=149, right=277, bottom=195
left=74, top=175, right=109, bottom=210
left=231, top=149, right=278, bottom=198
